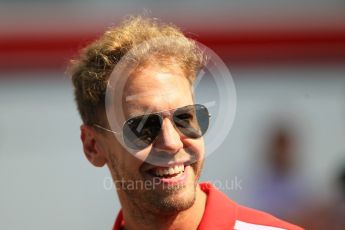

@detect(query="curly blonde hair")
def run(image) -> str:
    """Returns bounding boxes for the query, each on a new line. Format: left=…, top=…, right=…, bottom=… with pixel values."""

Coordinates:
left=68, top=16, right=205, bottom=125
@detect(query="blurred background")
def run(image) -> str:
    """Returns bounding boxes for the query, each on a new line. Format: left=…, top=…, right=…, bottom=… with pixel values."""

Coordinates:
left=1, top=0, right=345, bottom=229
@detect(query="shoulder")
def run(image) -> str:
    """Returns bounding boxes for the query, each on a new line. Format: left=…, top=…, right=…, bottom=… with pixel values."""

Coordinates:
left=235, top=204, right=304, bottom=230
left=199, top=182, right=304, bottom=230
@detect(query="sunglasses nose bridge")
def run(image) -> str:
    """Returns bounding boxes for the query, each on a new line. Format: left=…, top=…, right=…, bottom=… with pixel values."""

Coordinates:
left=152, top=117, right=183, bottom=153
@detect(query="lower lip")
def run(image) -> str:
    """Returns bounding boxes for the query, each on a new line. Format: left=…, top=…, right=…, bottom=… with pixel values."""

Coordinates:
left=150, top=165, right=190, bottom=186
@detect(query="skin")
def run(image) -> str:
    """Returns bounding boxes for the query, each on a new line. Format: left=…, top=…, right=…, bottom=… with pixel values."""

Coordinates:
left=80, top=61, right=207, bottom=230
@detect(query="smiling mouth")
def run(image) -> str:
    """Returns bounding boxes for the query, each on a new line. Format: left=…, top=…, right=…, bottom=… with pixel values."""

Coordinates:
left=148, top=164, right=185, bottom=179
left=144, top=162, right=194, bottom=186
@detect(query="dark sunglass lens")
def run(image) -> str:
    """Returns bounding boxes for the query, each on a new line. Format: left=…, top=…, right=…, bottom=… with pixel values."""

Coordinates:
left=173, top=104, right=209, bottom=138
left=195, top=104, right=210, bottom=135
left=123, top=114, right=162, bottom=150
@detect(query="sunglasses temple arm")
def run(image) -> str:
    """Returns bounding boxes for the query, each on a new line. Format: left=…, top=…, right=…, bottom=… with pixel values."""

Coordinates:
left=93, top=124, right=120, bottom=134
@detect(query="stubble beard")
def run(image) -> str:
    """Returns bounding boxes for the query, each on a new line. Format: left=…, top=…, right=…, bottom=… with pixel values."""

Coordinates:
left=108, top=153, right=204, bottom=215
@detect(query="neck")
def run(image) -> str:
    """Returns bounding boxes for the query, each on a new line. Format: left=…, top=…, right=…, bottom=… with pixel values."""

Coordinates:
left=119, top=185, right=207, bottom=230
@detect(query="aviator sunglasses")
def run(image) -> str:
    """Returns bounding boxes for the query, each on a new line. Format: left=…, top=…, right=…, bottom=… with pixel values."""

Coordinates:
left=94, top=104, right=210, bottom=150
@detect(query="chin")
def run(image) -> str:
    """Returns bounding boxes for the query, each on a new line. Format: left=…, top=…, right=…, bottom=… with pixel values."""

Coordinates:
left=149, top=183, right=197, bottom=214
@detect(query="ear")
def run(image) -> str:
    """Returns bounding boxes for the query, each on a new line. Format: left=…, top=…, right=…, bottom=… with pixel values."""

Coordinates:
left=80, top=124, right=107, bottom=167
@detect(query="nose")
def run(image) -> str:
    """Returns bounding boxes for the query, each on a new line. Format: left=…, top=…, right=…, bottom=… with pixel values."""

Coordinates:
left=153, top=117, right=183, bottom=153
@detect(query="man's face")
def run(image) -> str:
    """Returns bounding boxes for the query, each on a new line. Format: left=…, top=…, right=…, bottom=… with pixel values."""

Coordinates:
left=100, top=62, right=205, bottom=214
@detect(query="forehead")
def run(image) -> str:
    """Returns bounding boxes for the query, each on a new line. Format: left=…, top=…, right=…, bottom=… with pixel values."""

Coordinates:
left=123, top=64, right=194, bottom=117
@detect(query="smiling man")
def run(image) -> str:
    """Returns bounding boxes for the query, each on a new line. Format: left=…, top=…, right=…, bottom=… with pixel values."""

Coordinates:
left=68, top=16, right=303, bottom=230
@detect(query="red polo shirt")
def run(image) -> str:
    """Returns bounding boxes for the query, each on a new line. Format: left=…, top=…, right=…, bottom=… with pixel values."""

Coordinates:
left=113, top=182, right=303, bottom=230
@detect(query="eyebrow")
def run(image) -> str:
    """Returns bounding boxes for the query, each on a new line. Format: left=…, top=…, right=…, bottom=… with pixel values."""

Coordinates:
left=126, top=104, right=158, bottom=119
left=127, top=104, right=194, bottom=119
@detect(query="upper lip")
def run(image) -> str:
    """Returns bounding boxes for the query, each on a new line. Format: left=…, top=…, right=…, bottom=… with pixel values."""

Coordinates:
left=143, top=159, right=191, bottom=172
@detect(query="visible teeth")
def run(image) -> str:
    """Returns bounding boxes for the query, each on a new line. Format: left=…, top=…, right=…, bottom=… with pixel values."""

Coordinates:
left=153, top=164, right=185, bottom=177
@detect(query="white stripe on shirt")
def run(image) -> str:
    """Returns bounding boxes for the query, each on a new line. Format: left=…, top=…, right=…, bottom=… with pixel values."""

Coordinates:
left=234, top=220, right=286, bottom=230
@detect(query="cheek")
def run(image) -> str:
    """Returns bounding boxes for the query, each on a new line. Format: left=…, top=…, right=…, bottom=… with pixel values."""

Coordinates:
left=103, top=138, right=141, bottom=178
left=182, top=138, right=205, bottom=160
left=108, top=150, right=145, bottom=181
left=131, top=147, right=152, bottom=162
